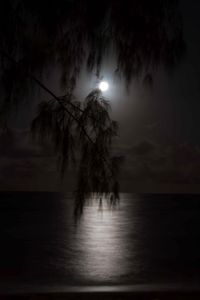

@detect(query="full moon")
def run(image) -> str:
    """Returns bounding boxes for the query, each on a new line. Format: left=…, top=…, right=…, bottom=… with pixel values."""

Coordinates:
left=99, top=81, right=109, bottom=92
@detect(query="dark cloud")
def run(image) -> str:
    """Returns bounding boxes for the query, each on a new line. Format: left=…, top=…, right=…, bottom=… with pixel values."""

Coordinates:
left=0, top=129, right=54, bottom=158
left=1, top=128, right=200, bottom=191
left=130, top=140, right=156, bottom=156
left=0, top=129, right=58, bottom=190
left=119, top=139, right=200, bottom=189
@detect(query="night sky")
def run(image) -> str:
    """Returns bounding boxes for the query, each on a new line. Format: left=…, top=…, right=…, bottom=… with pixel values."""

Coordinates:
left=0, top=0, right=200, bottom=192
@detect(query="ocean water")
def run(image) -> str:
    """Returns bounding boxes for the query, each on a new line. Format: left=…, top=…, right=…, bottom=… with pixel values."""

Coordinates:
left=0, top=192, right=200, bottom=293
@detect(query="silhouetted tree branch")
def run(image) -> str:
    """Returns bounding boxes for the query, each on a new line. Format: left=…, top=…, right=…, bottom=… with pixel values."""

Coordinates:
left=1, top=49, right=121, bottom=216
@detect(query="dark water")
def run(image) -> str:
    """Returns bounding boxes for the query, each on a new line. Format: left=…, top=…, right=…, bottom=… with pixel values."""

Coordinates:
left=0, top=192, right=200, bottom=292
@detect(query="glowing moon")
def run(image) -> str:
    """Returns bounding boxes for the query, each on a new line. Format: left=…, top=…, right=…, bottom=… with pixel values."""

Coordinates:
left=99, top=81, right=109, bottom=92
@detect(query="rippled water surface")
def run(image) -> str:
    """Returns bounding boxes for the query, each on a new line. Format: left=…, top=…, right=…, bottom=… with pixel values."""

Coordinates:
left=0, top=192, right=200, bottom=291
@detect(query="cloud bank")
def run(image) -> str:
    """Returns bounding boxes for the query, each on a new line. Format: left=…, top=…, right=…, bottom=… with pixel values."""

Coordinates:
left=0, top=130, right=200, bottom=192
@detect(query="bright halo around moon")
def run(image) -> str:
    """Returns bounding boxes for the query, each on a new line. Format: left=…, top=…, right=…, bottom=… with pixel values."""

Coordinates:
left=99, top=81, right=109, bottom=92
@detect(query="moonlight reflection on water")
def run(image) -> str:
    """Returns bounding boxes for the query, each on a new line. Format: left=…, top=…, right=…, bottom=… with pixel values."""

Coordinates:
left=70, top=196, right=139, bottom=283
left=0, top=193, right=200, bottom=290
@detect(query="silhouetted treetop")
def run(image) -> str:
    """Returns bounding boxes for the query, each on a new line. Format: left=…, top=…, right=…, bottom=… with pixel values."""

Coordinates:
left=0, top=0, right=185, bottom=95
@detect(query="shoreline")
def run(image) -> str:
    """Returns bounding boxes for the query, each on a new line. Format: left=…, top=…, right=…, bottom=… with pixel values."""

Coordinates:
left=2, top=284, right=200, bottom=298
left=2, top=290, right=200, bottom=300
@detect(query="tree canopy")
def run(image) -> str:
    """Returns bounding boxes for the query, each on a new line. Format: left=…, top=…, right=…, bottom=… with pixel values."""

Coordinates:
left=0, top=0, right=184, bottom=91
left=0, top=0, right=185, bottom=215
